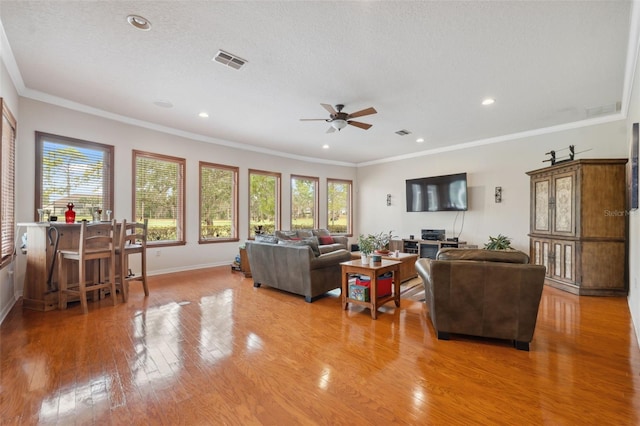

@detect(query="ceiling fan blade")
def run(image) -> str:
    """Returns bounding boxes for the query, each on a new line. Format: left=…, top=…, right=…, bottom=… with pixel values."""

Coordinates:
left=326, top=126, right=336, bottom=133
left=347, top=107, right=377, bottom=119
left=300, top=118, right=328, bottom=121
left=321, top=103, right=337, bottom=115
left=348, top=120, right=372, bottom=130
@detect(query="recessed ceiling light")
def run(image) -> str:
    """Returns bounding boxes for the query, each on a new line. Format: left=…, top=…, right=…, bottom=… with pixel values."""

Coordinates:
left=127, top=15, right=151, bottom=31
left=153, top=100, right=173, bottom=108
left=482, top=98, right=495, bottom=106
left=322, top=144, right=330, bottom=149
left=199, top=112, right=209, bottom=118
left=416, top=138, right=425, bottom=143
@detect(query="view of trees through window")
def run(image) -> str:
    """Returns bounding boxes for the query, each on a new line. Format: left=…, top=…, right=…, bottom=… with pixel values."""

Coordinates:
left=200, top=162, right=238, bottom=242
left=291, top=175, right=317, bottom=230
left=249, top=170, right=280, bottom=237
left=35, top=132, right=113, bottom=222
left=327, top=179, right=351, bottom=234
left=134, top=151, right=185, bottom=245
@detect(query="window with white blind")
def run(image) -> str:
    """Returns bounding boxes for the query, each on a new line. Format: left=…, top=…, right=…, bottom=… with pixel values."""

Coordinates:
left=133, top=150, right=185, bottom=246
left=199, top=162, right=238, bottom=243
left=291, top=175, right=318, bottom=230
left=327, top=178, right=352, bottom=235
left=1, top=99, right=16, bottom=268
left=35, top=132, right=114, bottom=222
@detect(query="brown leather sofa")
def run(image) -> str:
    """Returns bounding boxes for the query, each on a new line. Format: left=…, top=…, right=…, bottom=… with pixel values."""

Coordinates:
left=246, top=238, right=352, bottom=302
left=415, top=248, right=546, bottom=351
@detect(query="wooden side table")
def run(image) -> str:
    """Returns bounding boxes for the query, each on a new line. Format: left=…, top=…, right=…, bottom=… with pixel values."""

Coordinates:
left=340, top=259, right=401, bottom=319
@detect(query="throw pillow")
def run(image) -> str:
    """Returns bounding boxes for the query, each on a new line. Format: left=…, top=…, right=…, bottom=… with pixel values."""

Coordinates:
left=297, top=230, right=314, bottom=238
left=318, top=235, right=334, bottom=245
left=276, top=230, right=299, bottom=240
left=312, top=228, right=331, bottom=237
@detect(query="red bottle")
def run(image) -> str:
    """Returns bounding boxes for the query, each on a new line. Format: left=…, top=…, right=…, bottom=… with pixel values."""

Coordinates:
left=65, top=203, right=76, bottom=223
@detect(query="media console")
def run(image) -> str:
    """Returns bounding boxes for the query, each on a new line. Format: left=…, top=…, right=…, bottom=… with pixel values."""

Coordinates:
left=402, top=238, right=468, bottom=259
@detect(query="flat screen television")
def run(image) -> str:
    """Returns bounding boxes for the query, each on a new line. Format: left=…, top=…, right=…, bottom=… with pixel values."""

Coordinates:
left=406, top=172, right=468, bottom=212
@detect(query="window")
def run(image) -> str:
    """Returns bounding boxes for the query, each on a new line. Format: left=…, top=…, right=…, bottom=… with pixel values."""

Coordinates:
left=291, top=175, right=318, bottom=230
left=35, top=132, right=114, bottom=222
left=1, top=99, right=16, bottom=268
left=133, top=150, right=185, bottom=246
left=199, top=162, right=238, bottom=243
left=327, top=179, right=352, bottom=235
left=248, top=169, right=280, bottom=238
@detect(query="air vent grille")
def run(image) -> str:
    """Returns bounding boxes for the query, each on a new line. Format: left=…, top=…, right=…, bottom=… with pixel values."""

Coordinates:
left=395, top=129, right=411, bottom=136
left=213, top=50, right=247, bottom=70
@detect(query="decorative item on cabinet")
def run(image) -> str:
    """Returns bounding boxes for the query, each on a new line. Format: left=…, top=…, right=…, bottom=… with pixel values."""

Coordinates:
left=64, top=203, right=75, bottom=223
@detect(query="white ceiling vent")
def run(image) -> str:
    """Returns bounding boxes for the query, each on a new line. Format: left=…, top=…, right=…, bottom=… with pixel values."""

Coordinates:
left=395, top=129, right=411, bottom=136
left=213, top=50, right=247, bottom=70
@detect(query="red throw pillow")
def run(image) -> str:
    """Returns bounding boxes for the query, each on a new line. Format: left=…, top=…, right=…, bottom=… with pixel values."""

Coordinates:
left=319, top=236, right=334, bottom=245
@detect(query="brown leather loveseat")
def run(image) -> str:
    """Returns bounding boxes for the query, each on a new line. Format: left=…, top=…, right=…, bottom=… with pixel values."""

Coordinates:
left=415, top=248, right=546, bottom=351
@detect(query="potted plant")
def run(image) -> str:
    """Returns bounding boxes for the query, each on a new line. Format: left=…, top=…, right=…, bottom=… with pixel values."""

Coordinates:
left=357, top=234, right=376, bottom=263
left=484, top=234, right=513, bottom=250
left=373, top=230, right=396, bottom=254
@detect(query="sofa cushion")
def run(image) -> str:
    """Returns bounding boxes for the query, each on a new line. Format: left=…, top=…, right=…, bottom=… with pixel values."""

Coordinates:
left=275, top=230, right=299, bottom=240
left=312, top=228, right=332, bottom=237
left=297, top=230, right=314, bottom=238
left=436, top=248, right=530, bottom=264
left=279, top=236, right=321, bottom=256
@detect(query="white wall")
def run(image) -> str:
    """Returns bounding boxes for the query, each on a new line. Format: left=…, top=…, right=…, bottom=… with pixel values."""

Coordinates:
left=356, top=120, right=628, bottom=253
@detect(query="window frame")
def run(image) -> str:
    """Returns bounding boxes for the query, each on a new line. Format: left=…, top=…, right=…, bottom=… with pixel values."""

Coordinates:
left=327, top=178, right=353, bottom=236
left=0, top=99, right=16, bottom=269
left=132, top=150, right=186, bottom=247
left=248, top=169, right=281, bottom=239
left=199, top=161, right=239, bottom=244
left=35, top=131, right=114, bottom=222
left=290, top=174, right=319, bottom=230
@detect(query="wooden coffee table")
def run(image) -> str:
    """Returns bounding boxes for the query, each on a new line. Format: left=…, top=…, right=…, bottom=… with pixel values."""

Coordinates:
left=350, top=251, right=418, bottom=283
left=340, top=258, right=401, bottom=319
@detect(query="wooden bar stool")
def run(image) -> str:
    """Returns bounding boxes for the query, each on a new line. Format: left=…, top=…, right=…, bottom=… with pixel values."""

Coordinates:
left=58, top=219, right=118, bottom=314
left=117, top=219, right=148, bottom=302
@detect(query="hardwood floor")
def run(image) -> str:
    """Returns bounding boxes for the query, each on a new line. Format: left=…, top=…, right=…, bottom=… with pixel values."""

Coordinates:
left=1, top=266, right=639, bottom=425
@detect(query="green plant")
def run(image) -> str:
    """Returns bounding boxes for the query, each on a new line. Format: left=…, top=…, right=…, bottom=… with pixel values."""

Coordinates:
left=357, top=234, right=376, bottom=255
left=372, top=230, right=396, bottom=252
left=484, top=234, right=513, bottom=250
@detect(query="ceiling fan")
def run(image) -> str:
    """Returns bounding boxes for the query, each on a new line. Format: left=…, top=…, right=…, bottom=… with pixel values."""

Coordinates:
left=300, top=104, right=377, bottom=133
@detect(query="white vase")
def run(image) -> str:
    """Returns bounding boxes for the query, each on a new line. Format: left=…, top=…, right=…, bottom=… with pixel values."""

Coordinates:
left=360, top=254, right=369, bottom=264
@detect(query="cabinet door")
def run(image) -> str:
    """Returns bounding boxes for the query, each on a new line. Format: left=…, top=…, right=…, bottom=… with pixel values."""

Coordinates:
left=531, top=176, right=552, bottom=235
left=531, top=238, right=552, bottom=278
left=550, top=240, right=575, bottom=284
left=552, top=171, right=576, bottom=236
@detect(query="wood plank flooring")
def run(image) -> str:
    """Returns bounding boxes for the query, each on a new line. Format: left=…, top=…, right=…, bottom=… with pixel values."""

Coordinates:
left=1, top=266, right=639, bottom=425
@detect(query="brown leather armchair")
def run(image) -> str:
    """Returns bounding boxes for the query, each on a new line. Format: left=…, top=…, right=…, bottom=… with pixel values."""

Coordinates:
left=415, top=248, right=546, bottom=351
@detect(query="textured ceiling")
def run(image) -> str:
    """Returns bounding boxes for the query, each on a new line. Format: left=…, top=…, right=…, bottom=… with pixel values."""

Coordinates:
left=0, top=1, right=633, bottom=165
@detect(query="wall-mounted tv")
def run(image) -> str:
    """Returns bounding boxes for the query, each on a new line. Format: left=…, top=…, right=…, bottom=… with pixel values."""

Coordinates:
left=406, top=172, right=468, bottom=212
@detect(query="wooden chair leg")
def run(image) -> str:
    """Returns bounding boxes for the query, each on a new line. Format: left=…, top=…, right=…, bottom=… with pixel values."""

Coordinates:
left=109, top=255, right=117, bottom=306
left=79, top=258, right=88, bottom=315
left=141, top=251, right=149, bottom=297
left=120, top=253, right=129, bottom=303
left=58, top=254, right=67, bottom=310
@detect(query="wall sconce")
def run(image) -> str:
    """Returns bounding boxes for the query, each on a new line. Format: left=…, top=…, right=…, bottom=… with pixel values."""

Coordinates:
left=386, top=194, right=392, bottom=206
left=495, top=186, right=502, bottom=203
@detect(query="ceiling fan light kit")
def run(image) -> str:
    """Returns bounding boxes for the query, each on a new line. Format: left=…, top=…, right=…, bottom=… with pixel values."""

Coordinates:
left=301, top=103, right=377, bottom=132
